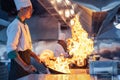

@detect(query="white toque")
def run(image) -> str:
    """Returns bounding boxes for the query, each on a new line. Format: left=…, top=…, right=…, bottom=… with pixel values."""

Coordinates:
left=14, top=0, right=32, bottom=10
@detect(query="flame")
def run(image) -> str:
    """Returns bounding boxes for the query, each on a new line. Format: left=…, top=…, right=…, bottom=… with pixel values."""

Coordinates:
left=39, top=50, right=71, bottom=73
left=39, top=14, right=94, bottom=73
left=50, top=57, right=70, bottom=73
left=43, top=55, right=71, bottom=73
left=67, top=14, right=94, bottom=66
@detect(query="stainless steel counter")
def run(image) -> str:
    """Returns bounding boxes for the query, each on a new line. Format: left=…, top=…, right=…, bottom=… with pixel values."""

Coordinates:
left=17, top=74, right=90, bottom=80
left=17, top=74, right=119, bottom=80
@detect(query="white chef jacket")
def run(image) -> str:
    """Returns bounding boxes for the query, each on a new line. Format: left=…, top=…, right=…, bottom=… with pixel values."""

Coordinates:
left=7, top=18, right=32, bottom=53
left=54, top=43, right=67, bottom=57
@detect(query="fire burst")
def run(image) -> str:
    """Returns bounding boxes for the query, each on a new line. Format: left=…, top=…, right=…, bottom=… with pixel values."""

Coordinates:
left=67, top=14, right=94, bottom=67
left=39, top=14, right=94, bottom=73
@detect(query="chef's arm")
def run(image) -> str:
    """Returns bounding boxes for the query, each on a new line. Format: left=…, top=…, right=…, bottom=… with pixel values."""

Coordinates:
left=15, top=54, right=37, bottom=72
left=14, top=53, right=28, bottom=68
left=29, top=50, right=41, bottom=63
left=7, top=50, right=28, bottom=68
left=8, top=50, right=36, bottom=72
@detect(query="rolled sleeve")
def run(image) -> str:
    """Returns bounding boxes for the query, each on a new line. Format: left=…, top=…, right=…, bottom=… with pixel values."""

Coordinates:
left=7, top=22, right=21, bottom=53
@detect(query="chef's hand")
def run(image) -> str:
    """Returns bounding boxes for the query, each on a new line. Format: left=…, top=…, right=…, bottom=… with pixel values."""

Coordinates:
left=24, top=65, right=37, bottom=73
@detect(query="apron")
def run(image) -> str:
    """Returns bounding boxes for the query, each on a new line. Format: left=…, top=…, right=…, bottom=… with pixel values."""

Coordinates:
left=9, top=49, right=31, bottom=80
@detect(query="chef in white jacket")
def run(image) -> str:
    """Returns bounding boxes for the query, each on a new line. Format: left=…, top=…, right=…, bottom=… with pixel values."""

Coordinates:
left=54, top=33, right=68, bottom=57
left=6, top=0, right=40, bottom=80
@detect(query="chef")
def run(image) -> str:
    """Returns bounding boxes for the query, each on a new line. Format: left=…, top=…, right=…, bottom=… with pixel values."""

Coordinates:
left=54, top=33, right=68, bottom=57
left=6, top=0, right=41, bottom=80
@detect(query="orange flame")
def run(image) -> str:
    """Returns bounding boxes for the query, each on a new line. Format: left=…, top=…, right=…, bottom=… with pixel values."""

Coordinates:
left=67, top=14, right=94, bottom=66
left=39, top=14, right=94, bottom=73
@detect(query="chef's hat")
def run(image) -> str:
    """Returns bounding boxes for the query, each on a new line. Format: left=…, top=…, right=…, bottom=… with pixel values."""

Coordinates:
left=58, top=33, right=66, bottom=40
left=14, top=0, right=32, bottom=10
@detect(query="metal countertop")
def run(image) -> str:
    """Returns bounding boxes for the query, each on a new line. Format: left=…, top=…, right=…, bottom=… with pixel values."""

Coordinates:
left=17, top=73, right=119, bottom=80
